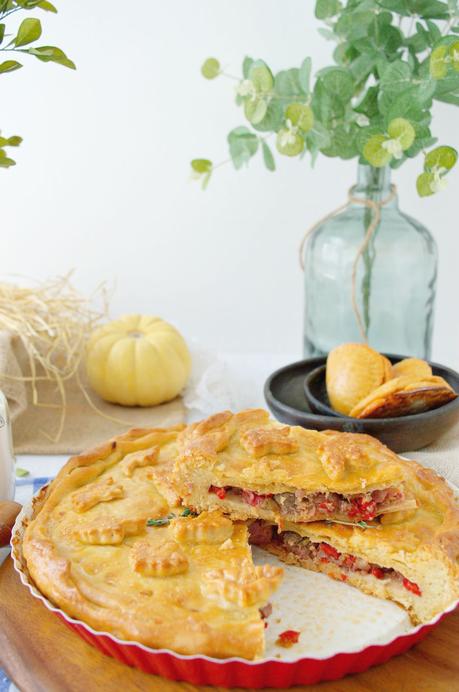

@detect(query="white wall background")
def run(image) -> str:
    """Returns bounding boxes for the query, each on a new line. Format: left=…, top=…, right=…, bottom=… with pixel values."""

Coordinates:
left=2, top=1, right=458, bottom=364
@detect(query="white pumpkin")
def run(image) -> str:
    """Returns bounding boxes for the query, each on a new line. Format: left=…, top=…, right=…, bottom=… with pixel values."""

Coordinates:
left=85, top=314, right=191, bottom=406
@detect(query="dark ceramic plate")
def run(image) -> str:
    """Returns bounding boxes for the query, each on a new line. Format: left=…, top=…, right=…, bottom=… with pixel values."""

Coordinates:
left=264, top=355, right=459, bottom=453
left=304, top=365, right=340, bottom=417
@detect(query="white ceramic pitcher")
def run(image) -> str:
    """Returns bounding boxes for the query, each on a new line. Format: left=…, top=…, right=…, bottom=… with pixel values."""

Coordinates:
left=0, top=390, right=15, bottom=501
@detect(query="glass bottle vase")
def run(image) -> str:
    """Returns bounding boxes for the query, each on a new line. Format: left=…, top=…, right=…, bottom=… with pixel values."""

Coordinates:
left=303, top=164, right=437, bottom=359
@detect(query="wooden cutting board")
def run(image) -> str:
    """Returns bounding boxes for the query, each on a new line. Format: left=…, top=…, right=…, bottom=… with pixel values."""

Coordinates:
left=0, top=556, right=458, bottom=692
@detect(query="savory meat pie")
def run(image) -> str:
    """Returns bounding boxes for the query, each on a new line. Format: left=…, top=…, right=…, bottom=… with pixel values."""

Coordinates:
left=172, top=410, right=417, bottom=527
left=22, top=426, right=283, bottom=660
left=18, top=410, right=459, bottom=661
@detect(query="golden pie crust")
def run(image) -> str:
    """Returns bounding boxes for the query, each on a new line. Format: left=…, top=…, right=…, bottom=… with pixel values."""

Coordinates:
left=170, top=409, right=413, bottom=524
left=21, top=425, right=282, bottom=660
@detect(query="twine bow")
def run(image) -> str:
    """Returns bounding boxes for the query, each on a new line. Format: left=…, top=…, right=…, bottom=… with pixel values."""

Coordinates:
left=299, top=184, right=397, bottom=342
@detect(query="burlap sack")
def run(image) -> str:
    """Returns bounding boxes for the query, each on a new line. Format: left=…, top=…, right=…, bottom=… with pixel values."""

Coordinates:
left=0, top=331, right=185, bottom=454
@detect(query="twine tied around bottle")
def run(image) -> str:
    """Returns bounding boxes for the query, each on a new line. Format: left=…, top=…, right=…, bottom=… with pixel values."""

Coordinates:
left=299, top=183, right=397, bottom=343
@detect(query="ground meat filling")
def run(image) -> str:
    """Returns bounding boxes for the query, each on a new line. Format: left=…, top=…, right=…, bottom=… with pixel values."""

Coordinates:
left=248, top=519, right=274, bottom=546
left=259, top=526, right=422, bottom=597
left=208, top=485, right=405, bottom=522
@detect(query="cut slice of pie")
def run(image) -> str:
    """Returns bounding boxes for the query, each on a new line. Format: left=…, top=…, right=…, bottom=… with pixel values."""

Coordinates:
left=248, top=458, right=459, bottom=625
left=21, top=426, right=282, bottom=660
left=171, top=409, right=417, bottom=526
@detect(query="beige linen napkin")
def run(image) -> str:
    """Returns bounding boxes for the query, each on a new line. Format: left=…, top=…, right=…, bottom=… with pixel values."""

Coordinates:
left=404, top=421, right=459, bottom=488
left=0, top=331, right=185, bottom=454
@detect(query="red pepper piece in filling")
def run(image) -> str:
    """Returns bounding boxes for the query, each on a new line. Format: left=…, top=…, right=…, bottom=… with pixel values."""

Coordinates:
left=348, top=498, right=377, bottom=521
left=241, top=489, right=273, bottom=507
left=403, top=578, right=422, bottom=596
left=370, top=566, right=385, bottom=580
left=209, top=485, right=227, bottom=500
left=343, top=555, right=356, bottom=568
left=320, top=542, right=341, bottom=560
left=276, top=630, right=300, bottom=648
left=317, top=501, right=335, bottom=513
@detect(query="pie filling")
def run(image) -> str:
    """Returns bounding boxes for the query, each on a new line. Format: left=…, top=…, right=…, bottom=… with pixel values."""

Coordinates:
left=249, top=521, right=422, bottom=597
left=208, top=484, right=412, bottom=522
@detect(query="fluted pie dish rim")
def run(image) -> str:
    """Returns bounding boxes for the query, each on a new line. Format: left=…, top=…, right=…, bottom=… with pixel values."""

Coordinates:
left=10, top=485, right=459, bottom=664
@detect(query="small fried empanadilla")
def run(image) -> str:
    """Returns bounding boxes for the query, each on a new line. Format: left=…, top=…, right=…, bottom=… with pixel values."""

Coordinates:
left=248, top=458, right=459, bottom=625
left=171, top=409, right=416, bottom=526
left=326, top=343, right=392, bottom=415
left=349, top=375, right=457, bottom=419
left=391, top=357, right=432, bottom=379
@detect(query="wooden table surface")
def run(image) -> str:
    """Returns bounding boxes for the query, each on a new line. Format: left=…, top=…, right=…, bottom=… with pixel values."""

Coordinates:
left=0, top=556, right=458, bottom=692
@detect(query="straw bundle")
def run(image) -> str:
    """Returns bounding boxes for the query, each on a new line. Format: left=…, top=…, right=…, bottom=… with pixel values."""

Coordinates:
left=0, top=273, right=113, bottom=442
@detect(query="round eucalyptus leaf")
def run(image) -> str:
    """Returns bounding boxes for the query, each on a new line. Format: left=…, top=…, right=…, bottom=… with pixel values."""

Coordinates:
left=227, top=126, right=259, bottom=169
left=315, top=0, right=341, bottom=20
left=276, top=128, right=304, bottom=156
left=249, top=60, right=274, bottom=94
left=250, top=99, right=284, bottom=133
left=430, top=45, right=448, bottom=79
left=285, top=103, right=314, bottom=132
left=450, top=41, right=459, bottom=72
left=274, top=68, right=303, bottom=100
left=321, top=125, right=358, bottom=159
left=201, top=58, right=220, bottom=79
left=416, top=171, right=435, bottom=196
left=424, top=145, right=458, bottom=171
left=191, top=159, right=212, bottom=173
left=244, top=97, right=268, bottom=125
left=320, top=67, right=354, bottom=103
left=363, top=134, right=392, bottom=167
left=387, top=117, right=415, bottom=150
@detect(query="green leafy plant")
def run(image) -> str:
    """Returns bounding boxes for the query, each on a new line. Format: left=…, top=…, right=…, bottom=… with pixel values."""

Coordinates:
left=192, top=0, right=459, bottom=196
left=0, top=0, right=75, bottom=168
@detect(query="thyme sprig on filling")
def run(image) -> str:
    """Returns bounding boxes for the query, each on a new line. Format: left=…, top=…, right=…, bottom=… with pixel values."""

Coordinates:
left=146, top=508, right=197, bottom=527
left=325, top=518, right=380, bottom=530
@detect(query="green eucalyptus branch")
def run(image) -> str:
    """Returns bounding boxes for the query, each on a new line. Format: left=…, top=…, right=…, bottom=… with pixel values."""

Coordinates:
left=191, top=132, right=275, bottom=188
left=192, top=0, right=459, bottom=196
left=0, top=0, right=75, bottom=168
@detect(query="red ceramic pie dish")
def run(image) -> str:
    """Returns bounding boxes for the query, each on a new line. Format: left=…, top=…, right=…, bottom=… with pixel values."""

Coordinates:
left=10, top=489, right=459, bottom=688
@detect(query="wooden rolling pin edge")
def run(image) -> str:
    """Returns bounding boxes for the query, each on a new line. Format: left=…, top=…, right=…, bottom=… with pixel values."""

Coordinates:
left=0, top=500, right=22, bottom=548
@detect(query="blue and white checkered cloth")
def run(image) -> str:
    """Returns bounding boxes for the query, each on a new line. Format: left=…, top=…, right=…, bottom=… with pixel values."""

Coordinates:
left=1, top=453, right=65, bottom=692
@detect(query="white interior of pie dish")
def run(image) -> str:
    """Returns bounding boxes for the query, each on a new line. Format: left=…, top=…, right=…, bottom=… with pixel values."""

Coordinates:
left=11, top=482, right=459, bottom=665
